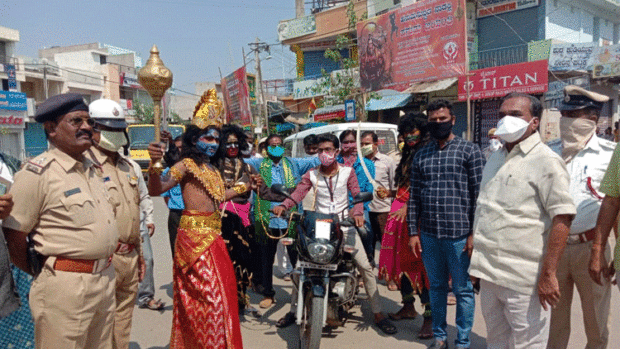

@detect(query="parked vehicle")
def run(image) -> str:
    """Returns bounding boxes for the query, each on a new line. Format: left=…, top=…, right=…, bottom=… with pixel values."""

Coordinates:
left=127, top=124, right=185, bottom=173
left=283, top=122, right=398, bottom=157
left=271, top=184, right=373, bottom=349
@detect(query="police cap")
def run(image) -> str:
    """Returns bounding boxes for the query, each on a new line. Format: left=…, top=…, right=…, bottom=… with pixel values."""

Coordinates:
left=35, top=93, right=88, bottom=123
left=559, top=85, right=609, bottom=111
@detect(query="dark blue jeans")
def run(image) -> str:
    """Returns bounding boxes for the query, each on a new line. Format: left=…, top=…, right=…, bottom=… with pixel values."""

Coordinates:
left=420, top=233, right=475, bottom=348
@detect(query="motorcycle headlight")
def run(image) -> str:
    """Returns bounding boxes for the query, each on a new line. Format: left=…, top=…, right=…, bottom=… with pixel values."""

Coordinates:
left=307, top=242, right=336, bottom=264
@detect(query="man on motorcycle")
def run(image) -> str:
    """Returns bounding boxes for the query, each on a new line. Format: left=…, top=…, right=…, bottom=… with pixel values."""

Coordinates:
left=272, top=133, right=397, bottom=335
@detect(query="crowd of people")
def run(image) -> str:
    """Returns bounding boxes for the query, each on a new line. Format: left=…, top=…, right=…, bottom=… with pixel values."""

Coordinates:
left=0, top=84, right=619, bottom=349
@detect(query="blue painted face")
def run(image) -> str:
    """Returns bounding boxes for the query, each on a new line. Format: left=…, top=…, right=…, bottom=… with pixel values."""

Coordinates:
left=197, top=130, right=220, bottom=157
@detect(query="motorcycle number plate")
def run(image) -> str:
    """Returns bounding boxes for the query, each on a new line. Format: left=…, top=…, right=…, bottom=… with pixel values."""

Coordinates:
left=299, top=261, right=337, bottom=271
left=315, top=220, right=331, bottom=240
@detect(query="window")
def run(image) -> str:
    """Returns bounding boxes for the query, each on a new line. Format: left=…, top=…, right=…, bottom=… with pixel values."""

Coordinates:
left=99, top=55, right=107, bottom=65
left=1, top=79, right=8, bottom=91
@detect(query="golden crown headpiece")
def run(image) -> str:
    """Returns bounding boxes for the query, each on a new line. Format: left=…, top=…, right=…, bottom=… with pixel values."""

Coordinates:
left=192, top=89, right=224, bottom=129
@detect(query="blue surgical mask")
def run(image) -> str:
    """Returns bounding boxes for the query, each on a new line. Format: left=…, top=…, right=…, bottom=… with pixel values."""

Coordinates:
left=197, top=141, right=218, bottom=157
left=267, top=145, right=285, bottom=158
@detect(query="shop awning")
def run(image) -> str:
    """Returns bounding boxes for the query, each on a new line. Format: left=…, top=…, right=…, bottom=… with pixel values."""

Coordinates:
left=404, top=77, right=458, bottom=94
left=365, top=90, right=412, bottom=111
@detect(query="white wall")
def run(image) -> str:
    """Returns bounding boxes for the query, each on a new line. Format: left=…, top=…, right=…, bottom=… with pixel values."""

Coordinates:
left=53, top=51, right=103, bottom=73
left=546, top=0, right=619, bottom=43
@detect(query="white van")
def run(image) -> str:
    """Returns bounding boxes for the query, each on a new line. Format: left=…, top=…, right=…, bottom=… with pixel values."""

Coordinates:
left=284, top=122, right=398, bottom=158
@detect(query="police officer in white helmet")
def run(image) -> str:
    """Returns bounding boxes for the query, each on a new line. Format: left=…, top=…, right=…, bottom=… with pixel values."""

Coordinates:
left=86, top=99, right=155, bottom=349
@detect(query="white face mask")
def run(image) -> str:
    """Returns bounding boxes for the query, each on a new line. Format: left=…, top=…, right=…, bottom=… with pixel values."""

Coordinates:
left=489, top=138, right=502, bottom=152
left=494, top=116, right=531, bottom=143
left=361, top=144, right=374, bottom=157
left=98, top=130, right=127, bottom=152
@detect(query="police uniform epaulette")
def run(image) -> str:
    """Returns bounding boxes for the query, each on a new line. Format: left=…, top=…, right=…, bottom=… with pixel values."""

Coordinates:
left=25, top=154, right=53, bottom=174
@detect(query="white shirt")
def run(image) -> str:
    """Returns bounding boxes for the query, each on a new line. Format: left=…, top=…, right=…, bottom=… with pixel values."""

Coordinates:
left=470, top=133, right=576, bottom=294
left=368, top=152, right=396, bottom=213
left=548, top=135, right=616, bottom=234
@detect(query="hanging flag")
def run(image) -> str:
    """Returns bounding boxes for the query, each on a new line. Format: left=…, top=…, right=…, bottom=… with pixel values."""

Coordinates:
left=308, top=97, right=317, bottom=115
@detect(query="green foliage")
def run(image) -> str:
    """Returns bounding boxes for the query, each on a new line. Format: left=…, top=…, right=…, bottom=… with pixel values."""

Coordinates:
left=133, top=100, right=154, bottom=124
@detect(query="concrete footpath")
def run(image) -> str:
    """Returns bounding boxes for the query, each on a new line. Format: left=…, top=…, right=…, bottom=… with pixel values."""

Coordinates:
left=129, top=198, right=620, bottom=348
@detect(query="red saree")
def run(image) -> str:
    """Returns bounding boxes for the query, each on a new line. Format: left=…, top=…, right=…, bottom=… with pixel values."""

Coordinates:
left=378, top=187, right=429, bottom=291
left=170, top=210, right=243, bottom=349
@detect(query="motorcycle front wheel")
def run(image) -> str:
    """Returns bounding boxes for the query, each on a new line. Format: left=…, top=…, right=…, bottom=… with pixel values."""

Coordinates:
left=299, top=290, right=324, bottom=349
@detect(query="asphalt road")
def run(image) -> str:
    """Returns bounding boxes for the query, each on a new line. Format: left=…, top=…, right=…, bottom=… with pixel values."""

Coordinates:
left=129, top=197, right=620, bottom=349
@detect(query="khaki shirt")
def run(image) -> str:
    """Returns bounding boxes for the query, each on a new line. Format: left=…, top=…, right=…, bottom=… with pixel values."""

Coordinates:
left=599, top=141, right=620, bottom=269
left=469, top=132, right=576, bottom=294
left=3, top=147, right=118, bottom=260
left=87, top=147, right=141, bottom=250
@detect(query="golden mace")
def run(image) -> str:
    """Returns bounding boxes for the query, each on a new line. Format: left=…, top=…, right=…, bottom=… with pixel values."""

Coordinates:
left=138, top=45, right=173, bottom=172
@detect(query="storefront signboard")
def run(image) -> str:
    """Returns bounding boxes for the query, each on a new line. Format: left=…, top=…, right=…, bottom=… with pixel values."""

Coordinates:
left=277, top=15, right=317, bottom=42
left=477, top=0, right=539, bottom=18
left=458, top=60, right=548, bottom=101
left=548, top=42, right=596, bottom=71
left=0, top=91, right=27, bottom=111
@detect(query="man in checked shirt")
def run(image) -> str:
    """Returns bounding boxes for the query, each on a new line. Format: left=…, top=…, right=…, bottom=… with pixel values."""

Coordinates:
left=408, top=99, right=485, bottom=349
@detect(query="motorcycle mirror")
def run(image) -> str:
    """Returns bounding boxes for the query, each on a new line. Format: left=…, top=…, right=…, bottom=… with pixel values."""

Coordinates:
left=271, top=183, right=292, bottom=199
left=351, top=192, right=373, bottom=205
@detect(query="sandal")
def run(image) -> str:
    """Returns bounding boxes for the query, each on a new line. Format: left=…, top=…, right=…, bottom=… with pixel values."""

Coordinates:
left=388, top=307, right=418, bottom=321
left=387, top=281, right=398, bottom=291
left=139, top=298, right=165, bottom=311
left=276, top=312, right=296, bottom=328
left=375, top=318, right=397, bottom=335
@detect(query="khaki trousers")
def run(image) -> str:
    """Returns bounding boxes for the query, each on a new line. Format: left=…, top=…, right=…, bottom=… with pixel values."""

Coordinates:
left=30, top=256, right=116, bottom=349
left=548, top=241, right=611, bottom=349
left=112, top=250, right=139, bottom=349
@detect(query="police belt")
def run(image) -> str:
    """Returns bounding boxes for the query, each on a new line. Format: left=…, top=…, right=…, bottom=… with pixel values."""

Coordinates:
left=53, top=256, right=113, bottom=273
left=566, top=228, right=596, bottom=245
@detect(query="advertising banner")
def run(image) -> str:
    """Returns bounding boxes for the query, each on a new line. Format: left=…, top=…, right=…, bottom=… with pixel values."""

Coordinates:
left=0, top=91, right=27, bottom=111
left=119, top=72, right=143, bottom=89
left=4, top=64, right=17, bottom=91
left=221, top=66, right=252, bottom=126
left=548, top=42, right=596, bottom=71
left=477, top=0, right=539, bottom=18
left=277, top=15, right=317, bottom=42
left=592, top=44, right=620, bottom=78
left=358, top=0, right=467, bottom=92
left=458, top=60, right=548, bottom=101
left=313, top=105, right=345, bottom=122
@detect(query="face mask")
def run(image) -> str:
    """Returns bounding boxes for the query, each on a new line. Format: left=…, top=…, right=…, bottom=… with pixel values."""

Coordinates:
left=261, top=149, right=268, bottom=157
left=494, top=116, right=530, bottom=143
left=559, top=117, right=597, bottom=162
left=405, top=134, right=420, bottom=147
left=398, top=142, right=405, bottom=152
left=319, top=151, right=336, bottom=167
left=488, top=138, right=502, bottom=152
left=361, top=144, right=374, bottom=157
left=427, top=121, right=453, bottom=140
left=241, top=143, right=253, bottom=156
left=197, top=140, right=218, bottom=157
left=98, top=130, right=127, bottom=152
left=267, top=145, right=285, bottom=158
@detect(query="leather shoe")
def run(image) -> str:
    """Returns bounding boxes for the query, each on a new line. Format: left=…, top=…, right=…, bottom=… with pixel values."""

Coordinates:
left=259, top=297, right=274, bottom=309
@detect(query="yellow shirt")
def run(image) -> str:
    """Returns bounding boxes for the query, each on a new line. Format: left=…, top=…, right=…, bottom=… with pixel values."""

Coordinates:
left=3, top=147, right=118, bottom=260
left=469, top=132, right=576, bottom=294
left=87, top=147, right=141, bottom=250
left=598, top=141, right=620, bottom=270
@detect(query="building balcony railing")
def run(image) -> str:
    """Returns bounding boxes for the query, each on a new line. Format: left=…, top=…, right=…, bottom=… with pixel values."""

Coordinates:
left=471, top=44, right=529, bottom=70
left=0, top=55, right=19, bottom=69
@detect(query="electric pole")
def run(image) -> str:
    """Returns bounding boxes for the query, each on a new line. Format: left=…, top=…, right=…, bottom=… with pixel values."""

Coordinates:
left=249, top=38, right=270, bottom=136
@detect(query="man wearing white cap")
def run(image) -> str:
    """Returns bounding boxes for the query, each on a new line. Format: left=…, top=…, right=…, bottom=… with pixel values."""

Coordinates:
left=547, top=86, right=614, bottom=349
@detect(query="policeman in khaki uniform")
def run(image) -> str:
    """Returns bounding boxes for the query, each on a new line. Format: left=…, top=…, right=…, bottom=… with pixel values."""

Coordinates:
left=86, top=99, right=145, bottom=349
left=547, top=86, right=615, bottom=349
left=2, top=93, right=118, bottom=349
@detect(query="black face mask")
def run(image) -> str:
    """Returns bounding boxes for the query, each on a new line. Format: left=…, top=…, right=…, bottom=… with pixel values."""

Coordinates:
left=427, top=121, right=453, bottom=140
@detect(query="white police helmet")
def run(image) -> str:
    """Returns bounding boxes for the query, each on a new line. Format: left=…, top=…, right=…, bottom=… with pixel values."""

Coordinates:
left=89, top=99, right=127, bottom=129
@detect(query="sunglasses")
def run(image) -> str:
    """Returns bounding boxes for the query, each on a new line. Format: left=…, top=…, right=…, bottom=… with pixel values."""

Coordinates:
left=66, top=116, right=95, bottom=128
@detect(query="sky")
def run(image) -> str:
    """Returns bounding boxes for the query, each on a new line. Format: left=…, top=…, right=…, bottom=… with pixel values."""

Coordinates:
left=1, top=0, right=299, bottom=95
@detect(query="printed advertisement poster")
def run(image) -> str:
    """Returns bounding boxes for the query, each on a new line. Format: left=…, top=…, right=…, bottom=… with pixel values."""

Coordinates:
left=592, top=44, right=620, bottom=78
left=221, top=66, right=252, bottom=126
left=458, top=60, right=548, bottom=101
left=357, top=0, right=467, bottom=92
left=477, top=0, right=539, bottom=18
left=548, top=42, right=596, bottom=71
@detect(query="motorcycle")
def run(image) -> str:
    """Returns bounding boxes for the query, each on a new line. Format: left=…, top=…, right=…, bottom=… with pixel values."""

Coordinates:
left=271, top=184, right=373, bottom=349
